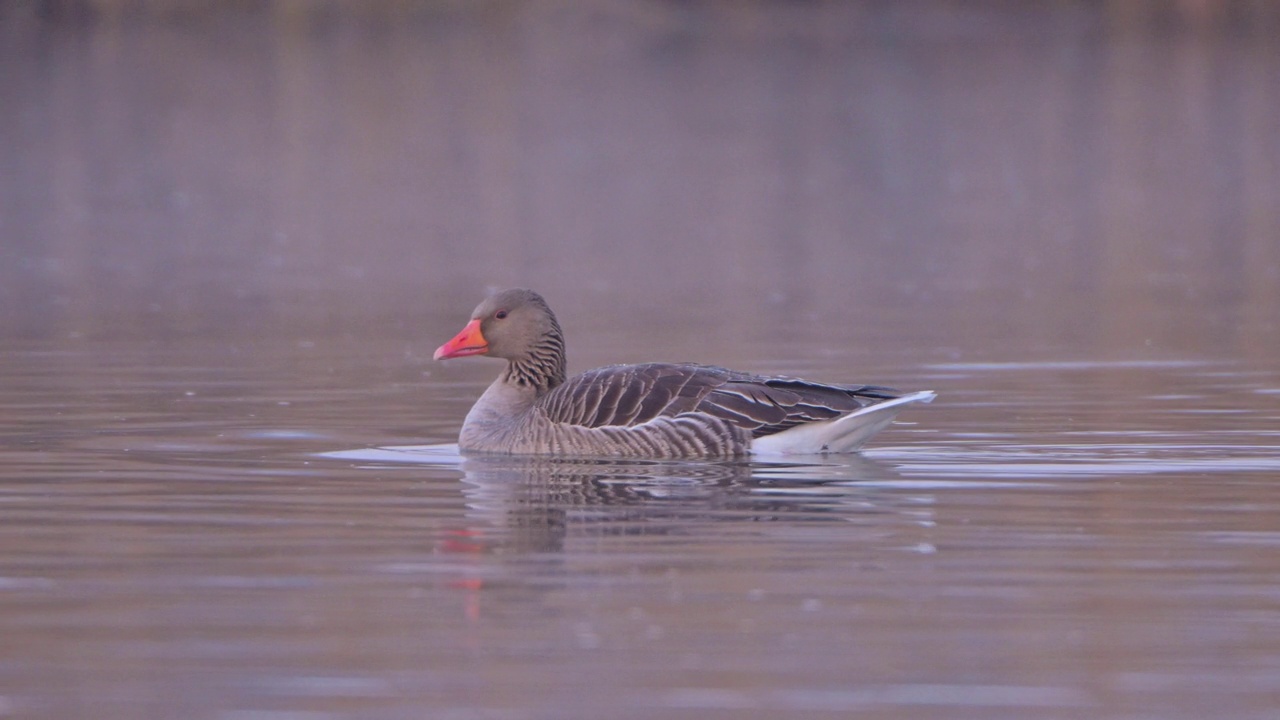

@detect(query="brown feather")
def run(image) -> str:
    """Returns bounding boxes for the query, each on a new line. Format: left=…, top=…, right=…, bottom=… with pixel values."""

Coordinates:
left=539, top=362, right=902, bottom=439
left=442, top=288, right=924, bottom=457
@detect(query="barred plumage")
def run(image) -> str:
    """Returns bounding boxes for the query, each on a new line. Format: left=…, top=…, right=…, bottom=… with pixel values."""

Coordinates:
left=434, top=289, right=933, bottom=458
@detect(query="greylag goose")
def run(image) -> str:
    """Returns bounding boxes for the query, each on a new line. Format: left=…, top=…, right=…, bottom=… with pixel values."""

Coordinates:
left=433, top=289, right=934, bottom=458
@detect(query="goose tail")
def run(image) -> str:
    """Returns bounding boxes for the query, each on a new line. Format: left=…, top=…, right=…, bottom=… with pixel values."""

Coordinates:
left=750, top=390, right=935, bottom=455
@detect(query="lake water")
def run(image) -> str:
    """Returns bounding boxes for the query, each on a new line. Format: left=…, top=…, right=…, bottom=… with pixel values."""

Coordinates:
left=3, top=2, right=1280, bottom=719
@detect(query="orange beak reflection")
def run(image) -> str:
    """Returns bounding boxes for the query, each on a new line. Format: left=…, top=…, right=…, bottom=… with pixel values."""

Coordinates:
left=433, top=318, right=489, bottom=360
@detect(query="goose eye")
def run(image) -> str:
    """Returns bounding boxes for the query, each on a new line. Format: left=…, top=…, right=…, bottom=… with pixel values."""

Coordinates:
left=495, top=310, right=508, bottom=320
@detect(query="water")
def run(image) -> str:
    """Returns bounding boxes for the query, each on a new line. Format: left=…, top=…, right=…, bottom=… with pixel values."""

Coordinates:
left=3, top=2, right=1280, bottom=719
left=4, top=344, right=1279, bottom=720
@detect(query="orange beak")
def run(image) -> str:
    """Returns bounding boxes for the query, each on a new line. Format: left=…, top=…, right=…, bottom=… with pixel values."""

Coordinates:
left=433, top=318, right=489, bottom=360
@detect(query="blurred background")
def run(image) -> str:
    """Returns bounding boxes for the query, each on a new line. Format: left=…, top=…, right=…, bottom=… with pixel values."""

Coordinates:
left=4, top=0, right=1278, bottom=366
left=4, top=5, right=1280, bottom=719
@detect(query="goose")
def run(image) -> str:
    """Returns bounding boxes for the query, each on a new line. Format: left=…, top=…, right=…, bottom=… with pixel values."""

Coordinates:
left=433, top=289, right=934, bottom=458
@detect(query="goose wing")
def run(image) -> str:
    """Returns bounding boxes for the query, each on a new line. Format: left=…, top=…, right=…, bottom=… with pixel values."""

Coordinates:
left=701, top=375, right=900, bottom=437
left=537, top=363, right=727, bottom=428
left=538, top=363, right=901, bottom=437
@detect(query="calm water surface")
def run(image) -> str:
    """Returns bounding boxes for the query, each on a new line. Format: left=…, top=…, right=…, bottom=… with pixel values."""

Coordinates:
left=2, top=338, right=1278, bottom=720
left=4, top=2, right=1280, bottom=719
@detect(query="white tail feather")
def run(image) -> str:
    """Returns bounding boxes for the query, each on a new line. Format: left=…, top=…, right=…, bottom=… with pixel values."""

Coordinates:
left=750, top=390, right=935, bottom=455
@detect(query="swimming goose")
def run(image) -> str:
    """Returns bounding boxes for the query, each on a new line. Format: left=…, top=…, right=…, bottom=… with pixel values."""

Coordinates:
left=433, top=289, right=934, bottom=458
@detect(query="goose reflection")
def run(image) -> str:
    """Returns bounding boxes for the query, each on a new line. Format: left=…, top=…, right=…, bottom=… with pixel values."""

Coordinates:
left=455, top=452, right=927, bottom=554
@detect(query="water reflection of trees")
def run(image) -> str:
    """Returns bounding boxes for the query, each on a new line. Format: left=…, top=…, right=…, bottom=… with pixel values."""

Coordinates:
left=2, top=1, right=1277, bottom=365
